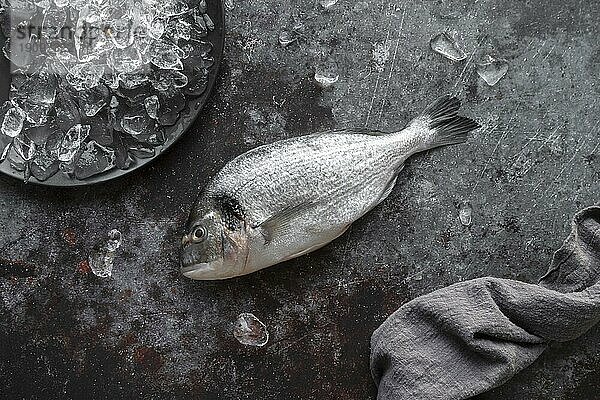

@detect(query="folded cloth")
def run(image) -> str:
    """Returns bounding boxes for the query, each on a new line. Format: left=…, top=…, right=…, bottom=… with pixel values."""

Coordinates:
left=370, top=205, right=600, bottom=400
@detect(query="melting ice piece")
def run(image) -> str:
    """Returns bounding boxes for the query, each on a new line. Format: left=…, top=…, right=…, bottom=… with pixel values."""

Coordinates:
left=233, top=313, right=269, bottom=347
left=144, top=95, right=160, bottom=119
left=319, top=0, right=339, bottom=8
left=430, top=32, right=467, bottom=62
left=1, top=104, right=26, bottom=138
left=58, top=124, right=90, bottom=162
left=88, top=228, right=122, bottom=277
left=458, top=201, right=473, bottom=227
left=314, top=69, right=339, bottom=88
left=476, top=56, right=509, bottom=86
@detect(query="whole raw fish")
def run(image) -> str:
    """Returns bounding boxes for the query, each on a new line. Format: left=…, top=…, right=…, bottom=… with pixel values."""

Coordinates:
left=181, top=96, right=479, bottom=280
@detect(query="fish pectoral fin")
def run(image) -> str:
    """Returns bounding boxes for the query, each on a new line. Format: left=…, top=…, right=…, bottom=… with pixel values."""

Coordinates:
left=332, top=128, right=389, bottom=136
left=256, top=202, right=315, bottom=245
left=281, top=223, right=352, bottom=262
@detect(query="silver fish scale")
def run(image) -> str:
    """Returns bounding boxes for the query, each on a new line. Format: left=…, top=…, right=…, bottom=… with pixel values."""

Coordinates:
left=206, top=131, right=411, bottom=227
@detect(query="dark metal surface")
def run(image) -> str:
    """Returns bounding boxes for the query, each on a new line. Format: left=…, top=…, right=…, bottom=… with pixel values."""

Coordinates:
left=0, top=0, right=225, bottom=187
left=0, top=0, right=599, bottom=399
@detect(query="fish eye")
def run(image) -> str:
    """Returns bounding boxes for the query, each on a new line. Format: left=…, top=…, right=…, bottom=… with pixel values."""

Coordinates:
left=192, top=226, right=208, bottom=242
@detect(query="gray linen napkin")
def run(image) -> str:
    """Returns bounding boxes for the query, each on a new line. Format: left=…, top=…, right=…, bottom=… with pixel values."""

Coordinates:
left=370, top=205, right=600, bottom=400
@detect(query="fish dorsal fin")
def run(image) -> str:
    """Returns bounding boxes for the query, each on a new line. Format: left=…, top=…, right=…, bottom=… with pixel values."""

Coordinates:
left=331, top=128, right=389, bottom=136
left=256, top=201, right=315, bottom=244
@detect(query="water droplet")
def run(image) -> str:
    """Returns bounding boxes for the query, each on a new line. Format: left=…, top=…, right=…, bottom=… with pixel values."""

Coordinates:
left=430, top=32, right=467, bottom=62
left=233, top=313, right=269, bottom=347
left=314, top=69, right=339, bottom=88
left=458, top=201, right=473, bottom=227
left=476, top=56, right=509, bottom=86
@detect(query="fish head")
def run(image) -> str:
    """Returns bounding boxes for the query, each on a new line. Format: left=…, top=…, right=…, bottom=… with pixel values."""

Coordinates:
left=181, top=204, right=249, bottom=280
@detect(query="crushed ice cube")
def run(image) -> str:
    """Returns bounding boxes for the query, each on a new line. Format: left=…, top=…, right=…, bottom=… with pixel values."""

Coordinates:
left=458, top=201, right=473, bottom=227
left=66, top=63, right=106, bottom=91
left=110, top=46, right=144, bottom=74
left=319, top=0, right=339, bottom=8
left=58, top=124, right=90, bottom=162
left=74, top=141, right=116, bottom=179
left=89, top=228, right=122, bottom=278
left=79, top=85, right=110, bottom=117
left=314, top=69, right=339, bottom=88
left=430, top=32, right=467, bottom=62
left=1, top=104, right=26, bottom=138
left=144, top=95, right=159, bottom=119
left=150, top=41, right=184, bottom=70
left=233, top=313, right=269, bottom=347
left=278, top=30, right=298, bottom=47
left=476, top=56, right=509, bottom=86
left=13, top=136, right=37, bottom=161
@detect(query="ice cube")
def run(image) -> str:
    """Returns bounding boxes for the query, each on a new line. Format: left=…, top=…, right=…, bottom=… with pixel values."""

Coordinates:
left=128, top=143, right=155, bottom=158
left=54, top=87, right=82, bottom=132
left=88, top=228, right=122, bottom=277
left=157, top=90, right=185, bottom=125
left=458, top=201, right=473, bottom=227
left=31, top=148, right=59, bottom=180
left=279, top=30, right=298, bottom=47
left=0, top=130, right=11, bottom=161
left=1, top=104, right=26, bottom=138
left=66, top=63, right=106, bottom=91
left=150, top=40, right=184, bottom=70
left=106, top=12, right=136, bottom=49
left=319, top=0, right=339, bottom=8
left=202, top=14, right=214, bottom=31
left=314, top=69, right=339, bottom=88
left=110, top=46, right=144, bottom=74
left=13, top=135, right=37, bottom=160
left=430, top=32, right=467, bottom=62
left=42, top=7, right=67, bottom=39
left=144, top=95, right=159, bottom=119
left=233, top=313, right=269, bottom=347
left=75, top=6, right=114, bottom=61
left=74, top=140, right=116, bottom=179
left=79, top=85, right=109, bottom=117
left=157, top=0, right=189, bottom=17
left=58, top=124, right=90, bottom=162
left=150, top=70, right=188, bottom=91
left=476, top=56, right=509, bottom=86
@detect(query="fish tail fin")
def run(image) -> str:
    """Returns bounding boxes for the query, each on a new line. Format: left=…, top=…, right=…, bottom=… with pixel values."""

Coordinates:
left=405, top=95, right=480, bottom=151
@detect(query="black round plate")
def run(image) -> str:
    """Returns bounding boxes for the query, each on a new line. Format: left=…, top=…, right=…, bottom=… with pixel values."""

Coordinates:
left=0, top=0, right=224, bottom=187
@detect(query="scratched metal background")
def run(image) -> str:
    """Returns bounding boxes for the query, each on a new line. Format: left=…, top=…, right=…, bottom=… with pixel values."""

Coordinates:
left=1, top=0, right=599, bottom=398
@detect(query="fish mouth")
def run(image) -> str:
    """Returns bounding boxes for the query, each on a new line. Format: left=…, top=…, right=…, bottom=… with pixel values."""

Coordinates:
left=181, top=262, right=214, bottom=279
